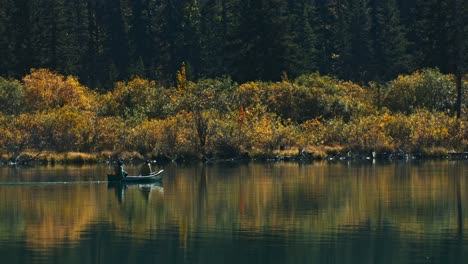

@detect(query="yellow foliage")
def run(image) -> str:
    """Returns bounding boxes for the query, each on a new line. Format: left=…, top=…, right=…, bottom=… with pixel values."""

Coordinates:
left=2, top=68, right=465, bottom=158
left=177, top=63, right=187, bottom=91
left=408, top=110, right=454, bottom=149
left=22, top=68, right=96, bottom=111
left=300, top=118, right=326, bottom=146
left=92, top=116, right=128, bottom=152
left=235, top=82, right=263, bottom=107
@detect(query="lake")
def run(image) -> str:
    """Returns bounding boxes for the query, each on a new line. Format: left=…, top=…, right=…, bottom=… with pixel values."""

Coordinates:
left=0, top=160, right=466, bottom=264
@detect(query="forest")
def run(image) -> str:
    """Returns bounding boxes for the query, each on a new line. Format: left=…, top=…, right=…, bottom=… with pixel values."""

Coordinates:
left=0, top=0, right=466, bottom=87
left=0, top=0, right=466, bottom=162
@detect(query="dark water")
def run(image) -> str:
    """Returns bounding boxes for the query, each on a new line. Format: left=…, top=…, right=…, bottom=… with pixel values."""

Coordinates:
left=0, top=160, right=466, bottom=264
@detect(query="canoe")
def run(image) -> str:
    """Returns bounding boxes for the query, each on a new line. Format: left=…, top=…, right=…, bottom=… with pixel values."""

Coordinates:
left=107, top=169, right=164, bottom=182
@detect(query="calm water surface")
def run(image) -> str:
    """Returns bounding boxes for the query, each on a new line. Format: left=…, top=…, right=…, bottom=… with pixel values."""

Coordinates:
left=0, top=161, right=466, bottom=264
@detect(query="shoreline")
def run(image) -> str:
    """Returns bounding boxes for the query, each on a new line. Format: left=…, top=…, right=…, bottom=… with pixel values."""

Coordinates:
left=1, top=148, right=465, bottom=167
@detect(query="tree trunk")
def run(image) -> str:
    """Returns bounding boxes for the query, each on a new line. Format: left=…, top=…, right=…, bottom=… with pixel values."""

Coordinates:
left=455, top=0, right=464, bottom=118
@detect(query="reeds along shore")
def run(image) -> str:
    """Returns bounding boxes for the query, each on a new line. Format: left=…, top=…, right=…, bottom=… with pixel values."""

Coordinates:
left=0, top=68, right=466, bottom=164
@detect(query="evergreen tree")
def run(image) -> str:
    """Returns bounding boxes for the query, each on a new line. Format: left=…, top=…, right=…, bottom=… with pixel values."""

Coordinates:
left=287, top=0, right=319, bottom=76
left=28, top=0, right=64, bottom=69
left=91, top=0, right=131, bottom=88
left=371, top=0, right=409, bottom=81
left=0, top=0, right=464, bottom=86
left=411, top=0, right=456, bottom=72
left=232, top=0, right=293, bottom=81
left=327, top=0, right=353, bottom=79
left=10, top=0, right=33, bottom=77
left=181, top=0, right=203, bottom=79
left=199, top=0, right=225, bottom=77
left=153, top=0, right=185, bottom=83
left=229, top=0, right=259, bottom=81
left=57, top=0, right=90, bottom=77
left=347, top=0, right=373, bottom=81
left=128, top=0, right=150, bottom=77
left=315, top=0, right=339, bottom=75
left=0, top=0, right=16, bottom=76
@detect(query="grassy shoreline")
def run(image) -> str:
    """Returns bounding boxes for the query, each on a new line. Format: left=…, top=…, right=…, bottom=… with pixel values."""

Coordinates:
left=0, top=146, right=458, bottom=166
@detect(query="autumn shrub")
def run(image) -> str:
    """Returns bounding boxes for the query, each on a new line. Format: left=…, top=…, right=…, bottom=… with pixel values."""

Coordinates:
left=322, top=118, right=348, bottom=146
left=128, top=112, right=197, bottom=159
left=26, top=107, right=98, bottom=152
left=407, top=110, right=461, bottom=151
left=22, top=68, right=96, bottom=111
left=128, top=119, right=164, bottom=156
left=203, top=111, right=245, bottom=158
left=101, top=77, right=169, bottom=119
left=384, top=113, right=412, bottom=150
left=299, top=118, right=327, bottom=147
left=0, top=77, right=24, bottom=115
left=234, top=81, right=267, bottom=108
left=0, top=114, right=31, bottom=156
left=334, top=81, right=377, bottom=117
left=294, top=72, right=340, bottom=93
left=2, top=69, right=464, bottom=160
left=175, top=77, right=237, bottom=113
left=384, top=68, right=456, bottom=114
left=240, top=106, right=293, bottom=154
left=264, top=81, right=325, bottom=122
left=92, top=116, right=128, bottom=152
left=345, top=114, right=396, bottom=152
left=446, top=116, right=467, bottom=151
left=329, top=110, right=466, bottom=154
left=294, top=74, right=376, bottom=121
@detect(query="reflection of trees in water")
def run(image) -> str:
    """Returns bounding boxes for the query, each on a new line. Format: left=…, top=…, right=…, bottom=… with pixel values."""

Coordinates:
left=449, top=161, right=464, bottom=238
left=162, top=162, right=468, bottom=238
left=0, top=161, right=467, bottom=252
left=0, top=184, right=100, bottom=249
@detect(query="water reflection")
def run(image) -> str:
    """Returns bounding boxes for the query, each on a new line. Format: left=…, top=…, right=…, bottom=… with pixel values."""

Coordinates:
left=0, top=161, right=466, bottom=263
left=107, top=182, right=164, bottom=204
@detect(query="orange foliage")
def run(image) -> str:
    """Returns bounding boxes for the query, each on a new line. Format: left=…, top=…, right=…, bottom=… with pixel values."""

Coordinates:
left=22, top=68, right=96, bottom=111
left=1, top=68, right=465, bottom=159
left=177, top=63, right=187, bottom=91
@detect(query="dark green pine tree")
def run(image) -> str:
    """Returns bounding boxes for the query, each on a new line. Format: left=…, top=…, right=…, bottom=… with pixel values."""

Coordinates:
left=288, top=0, right=319, bottom=77
left=229, top=0, right=262, bottom=81
left=56, top=0, right=90, bottom=78
left=411, top=0, right=456, bottom=72
left=371, top=0, right=409, bottom=81
left=231, top=0, right=293, bottom=82
left=28, top=0, right=66, bottom=70
left=92, top=0, right=131, bottom=88
left=346, top=0, right=373, bottom=81
left=152, top=0, right=185, bottom=83
left=395, top=0, right=416, bottom=27
left=262, top=0, right=296, bottom=80
left=199, top=0, right=225, bottom=78
left=214, top=0, right=243, bottom=79
left=84, top=0, right=103, bottom=88
left=130, top=0, right=168, bottom=82
left=315, top=0, right=339, bottom=75
left=328, top=0, right=355, bottom=79
left=9, top=0, right=34, bottom=77
left=0, top=0, right=16, bottom=77
left=181, top=0, right=203, bottom=79
left=325, top=0, right=373, bottom=81
left=127, top=0, right=148, bottom=77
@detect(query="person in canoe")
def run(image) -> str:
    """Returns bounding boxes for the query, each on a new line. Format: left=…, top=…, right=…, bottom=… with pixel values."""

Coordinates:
left=139, top=160, right=153, bottom=176
left=115, top=159, right=128, bottom=178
